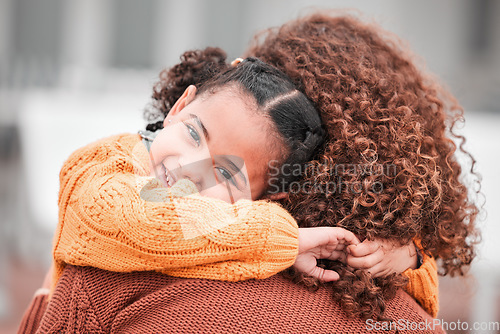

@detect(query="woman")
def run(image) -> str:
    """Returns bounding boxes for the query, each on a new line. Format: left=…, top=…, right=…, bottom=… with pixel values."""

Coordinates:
left=246, top=12, right=480, bottom=320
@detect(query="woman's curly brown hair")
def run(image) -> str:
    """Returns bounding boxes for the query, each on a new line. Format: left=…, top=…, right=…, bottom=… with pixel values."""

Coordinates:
left=145, top=12, right=481, bottom=321
left=244, top=12, right=481, bottom=319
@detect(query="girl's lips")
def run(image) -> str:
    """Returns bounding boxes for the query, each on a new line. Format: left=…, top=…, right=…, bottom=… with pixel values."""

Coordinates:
left=162, top=164, right=177, bottom=188
left=155, top=164, right=170, bottom=188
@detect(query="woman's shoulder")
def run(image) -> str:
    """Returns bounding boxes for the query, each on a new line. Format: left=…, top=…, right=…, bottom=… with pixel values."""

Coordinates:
left=46, top=265, right=444, bottom=333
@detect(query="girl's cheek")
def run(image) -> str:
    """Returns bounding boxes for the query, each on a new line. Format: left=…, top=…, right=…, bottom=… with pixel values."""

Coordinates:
left=199, top=184, right=231, bottom=203
left=156, top=127, right=185, bottom=156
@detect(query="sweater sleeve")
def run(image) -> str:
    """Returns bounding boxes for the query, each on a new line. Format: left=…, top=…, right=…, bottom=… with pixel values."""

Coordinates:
left=402, top=243, right=439, bottom=317
left=17, top=290, right=49, bottom=334
left=53, top=133, right=298, bottom=285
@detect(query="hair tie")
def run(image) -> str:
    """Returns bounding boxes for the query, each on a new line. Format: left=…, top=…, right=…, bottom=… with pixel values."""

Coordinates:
left=230, top=57, right=244, bottom=67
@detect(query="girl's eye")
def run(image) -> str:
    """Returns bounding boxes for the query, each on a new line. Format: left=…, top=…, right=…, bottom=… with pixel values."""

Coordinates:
left=184, top=122, right=201, bottom=146
left=215, top=167, right=237, bottom=187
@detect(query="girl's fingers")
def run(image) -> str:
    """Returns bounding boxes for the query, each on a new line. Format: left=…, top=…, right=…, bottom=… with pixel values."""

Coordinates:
left=321, top=269, right=341, bottom=282
left=308, top=266, right=340, bottom=282
left=347, top=248, right=384, bottom=269
left=365, top=262, right=392, bottom=278
left=319, top=227, right=360, bottom=246
left=335, top=227, right=361, bottom=246
left=347, top=240, right=381, bottom=257
left=320, top=249, right=347, bottom=262
left=298, top=227, right=360, bottom=253
left=317, top=227, right=360, bottom=247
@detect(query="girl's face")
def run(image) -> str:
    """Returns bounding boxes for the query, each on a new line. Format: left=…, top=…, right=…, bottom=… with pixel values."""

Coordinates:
left=149, top=85, right=279, bottom=203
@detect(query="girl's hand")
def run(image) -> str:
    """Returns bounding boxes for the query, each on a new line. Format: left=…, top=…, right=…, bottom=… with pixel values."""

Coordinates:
left=294, top=227, right=360, bottom=282
left=346, top=239, right=418, bottom=278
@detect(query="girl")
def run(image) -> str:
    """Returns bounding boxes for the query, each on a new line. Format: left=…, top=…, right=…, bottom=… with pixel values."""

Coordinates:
left=51, top=56, right=360, bottom=288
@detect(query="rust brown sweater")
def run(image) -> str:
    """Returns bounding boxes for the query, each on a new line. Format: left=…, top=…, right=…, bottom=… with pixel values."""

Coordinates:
left=19, top=265, right=444, bottom=334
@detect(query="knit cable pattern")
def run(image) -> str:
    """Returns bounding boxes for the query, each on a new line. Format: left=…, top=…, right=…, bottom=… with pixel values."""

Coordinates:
left=52, top=133, right=299, bottom=291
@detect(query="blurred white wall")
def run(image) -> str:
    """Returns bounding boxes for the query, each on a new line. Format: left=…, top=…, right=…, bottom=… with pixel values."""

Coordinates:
left=1, top=0, right=499, bottom=114
left=454, top=112, right=500, bottom=332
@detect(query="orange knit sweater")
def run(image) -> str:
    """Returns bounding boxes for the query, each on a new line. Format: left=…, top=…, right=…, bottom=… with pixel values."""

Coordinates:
left=403, top=242, right=439, bottom=317
left=53, top=133, right=439, bottom=316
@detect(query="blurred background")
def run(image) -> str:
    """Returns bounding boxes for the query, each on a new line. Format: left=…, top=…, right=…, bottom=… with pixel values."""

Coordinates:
left=1, top=0, right=499, bottom=333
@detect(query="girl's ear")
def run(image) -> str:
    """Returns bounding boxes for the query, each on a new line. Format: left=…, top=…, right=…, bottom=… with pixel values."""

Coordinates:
left=163, top=85, right=197, bottom=126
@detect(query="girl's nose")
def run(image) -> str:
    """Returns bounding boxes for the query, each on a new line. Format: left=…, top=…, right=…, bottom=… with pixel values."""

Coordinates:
left=178, top=156, right=216, bottom=191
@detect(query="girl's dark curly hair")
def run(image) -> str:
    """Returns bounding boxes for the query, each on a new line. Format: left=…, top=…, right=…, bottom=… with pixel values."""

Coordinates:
left=145, top=47, right=228, bottom=131
left=244, top=12, right=481, bottom=319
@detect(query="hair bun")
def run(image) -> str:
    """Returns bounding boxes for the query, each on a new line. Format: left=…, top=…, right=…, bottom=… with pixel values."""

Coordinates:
left=145, top=120, right=164, bottom=132
left=150, top=47, right=228, bottom=120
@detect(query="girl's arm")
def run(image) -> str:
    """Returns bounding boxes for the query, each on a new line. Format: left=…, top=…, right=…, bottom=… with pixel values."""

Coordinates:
left=402, top=242, right=439, bottom=317
left=347, top=240, right=439, bottom=317
left=54, top=133, right=297, bottom=283
left=54, top=133, right=358, bottom=286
